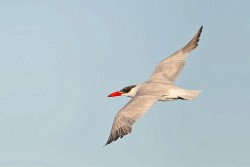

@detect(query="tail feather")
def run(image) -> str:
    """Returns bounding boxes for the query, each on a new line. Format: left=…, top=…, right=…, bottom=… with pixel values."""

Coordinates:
left=180, top=90, right=202, bottom=101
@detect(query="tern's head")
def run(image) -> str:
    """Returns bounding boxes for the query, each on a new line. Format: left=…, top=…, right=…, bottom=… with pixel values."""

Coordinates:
left=108, top=85, right=138, bottom=98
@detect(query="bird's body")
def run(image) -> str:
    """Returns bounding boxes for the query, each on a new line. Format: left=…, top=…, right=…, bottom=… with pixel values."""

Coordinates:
left=106, top=26, right=203, bottom=145
left=124, top=83, right=200, bottom=101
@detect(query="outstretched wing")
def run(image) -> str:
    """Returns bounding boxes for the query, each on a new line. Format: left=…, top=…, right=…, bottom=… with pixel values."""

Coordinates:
left=106, top=95, right=158, bottom=145
left=149, top=26, right=203, bottom=84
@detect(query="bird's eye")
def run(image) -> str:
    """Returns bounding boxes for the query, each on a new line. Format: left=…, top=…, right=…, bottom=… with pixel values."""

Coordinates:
left=121, top=88, right=129, bottom=93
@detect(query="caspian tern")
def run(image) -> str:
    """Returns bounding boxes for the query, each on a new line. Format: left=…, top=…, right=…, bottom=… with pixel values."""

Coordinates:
left=106, top=26, right=203, bottom=145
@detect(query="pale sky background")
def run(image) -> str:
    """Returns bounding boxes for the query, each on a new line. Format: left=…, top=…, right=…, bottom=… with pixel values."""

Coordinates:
left=0, top=0, right=249, bottom=167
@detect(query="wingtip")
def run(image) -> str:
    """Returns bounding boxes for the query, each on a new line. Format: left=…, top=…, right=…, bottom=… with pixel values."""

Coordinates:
left=199, top=25, right=203, bottom=32
left=105, top=141, right=110, bottom=146
left=197, top=26, right=203, bottom=35
left=182, top=26, right=203, bottom=53
left=105, top=137, right=113, bottom=146
left=198, top=25, right=203, bottom=38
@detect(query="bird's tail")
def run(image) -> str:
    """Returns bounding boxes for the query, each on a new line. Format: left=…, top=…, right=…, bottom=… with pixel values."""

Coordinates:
left=179, top=89, right=202, bottom=101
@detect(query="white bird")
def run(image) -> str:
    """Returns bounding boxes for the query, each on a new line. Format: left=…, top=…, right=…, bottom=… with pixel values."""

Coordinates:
left=106, top=26, right=203, bottom=145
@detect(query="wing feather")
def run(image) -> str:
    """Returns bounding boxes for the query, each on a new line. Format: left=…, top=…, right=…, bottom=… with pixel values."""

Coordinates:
left=149, top=26, right=203, bottom=84
left=106, top=95, right=157, bottom=145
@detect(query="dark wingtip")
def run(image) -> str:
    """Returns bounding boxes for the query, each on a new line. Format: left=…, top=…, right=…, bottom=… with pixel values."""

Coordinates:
left=182, top=25, right=203, bottom=53
left=199, top=25, right=203, bottom=33
left=105, top=140, right=111, bottom=146
left=105, top=126, right=131, bottom=146
left=197, top=25, right=203, bottom=38
left=105, top=136, right=115, bottom=146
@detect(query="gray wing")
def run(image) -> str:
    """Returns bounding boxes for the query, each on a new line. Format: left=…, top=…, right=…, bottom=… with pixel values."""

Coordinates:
left=106, top=95, right=158, bottom=145
left=149, top=26, right=203, bottom=84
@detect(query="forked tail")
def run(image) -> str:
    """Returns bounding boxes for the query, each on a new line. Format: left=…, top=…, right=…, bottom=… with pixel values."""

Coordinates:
left=179, top=90, right=202, bottom=101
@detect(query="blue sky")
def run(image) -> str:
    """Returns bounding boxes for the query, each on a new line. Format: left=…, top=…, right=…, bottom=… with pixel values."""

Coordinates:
left=0, top=0, right=249, bottom=167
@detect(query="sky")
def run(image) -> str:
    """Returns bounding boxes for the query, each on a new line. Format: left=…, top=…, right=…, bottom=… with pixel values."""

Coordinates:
left=0, top=0, right=249, bottom=167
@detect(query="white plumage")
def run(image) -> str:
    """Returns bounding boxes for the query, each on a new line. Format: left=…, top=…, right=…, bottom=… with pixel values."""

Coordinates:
left=106, top=26, right=203, bottom=145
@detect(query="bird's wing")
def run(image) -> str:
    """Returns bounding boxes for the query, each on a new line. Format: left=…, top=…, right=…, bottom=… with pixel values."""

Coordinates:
left=149, top=26, right=203, bottom=84
left=106, top=95, right=158, bottom=145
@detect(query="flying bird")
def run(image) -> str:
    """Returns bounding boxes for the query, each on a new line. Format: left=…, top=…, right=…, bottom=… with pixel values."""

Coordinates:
left=106, top=26, right=203, bottom=145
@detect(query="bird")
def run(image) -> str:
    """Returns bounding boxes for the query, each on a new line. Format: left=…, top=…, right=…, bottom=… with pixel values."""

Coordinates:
left=106, top=26, right=203, bottom=145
